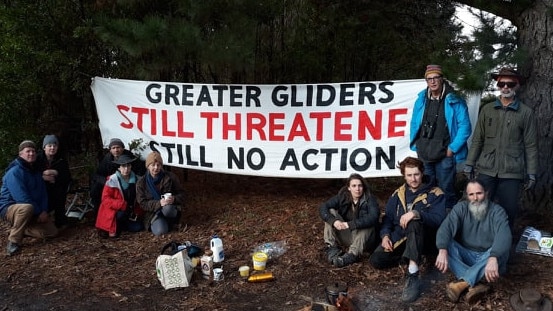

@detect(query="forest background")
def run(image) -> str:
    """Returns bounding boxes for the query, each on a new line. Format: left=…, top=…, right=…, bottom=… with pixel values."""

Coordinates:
left=0, top=0, right=552, bottom=209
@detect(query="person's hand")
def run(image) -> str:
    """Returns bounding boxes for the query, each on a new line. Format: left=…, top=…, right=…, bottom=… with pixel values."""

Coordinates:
left=160, top=196, right=174, bottom=206
left=399, top=211, right=415, bottom=229
left=381, top=235, right=393, bottom=252
left=435, top=249, right=449, bottom=273
left=463, top=165, right=474, bottom=180
left=524, top=174, right=536, bottom=191
left=333, top=220, right=348, bottom=230
left=484, top=257, right=499, bottom=282
left=42, top=169, right=58, bottom=183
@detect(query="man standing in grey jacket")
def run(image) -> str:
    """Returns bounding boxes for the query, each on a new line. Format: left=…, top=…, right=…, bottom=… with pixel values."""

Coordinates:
left=463, top=67, right=538, bottom=230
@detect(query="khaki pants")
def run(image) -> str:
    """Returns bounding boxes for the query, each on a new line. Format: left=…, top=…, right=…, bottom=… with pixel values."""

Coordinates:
left=324, top=222, right=376, bottom=256
left=6, top=204, right=58, bottom=244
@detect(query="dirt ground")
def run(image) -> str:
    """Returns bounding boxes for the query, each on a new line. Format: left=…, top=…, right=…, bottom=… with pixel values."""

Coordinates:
left=1, top=169, right=553, bottom=311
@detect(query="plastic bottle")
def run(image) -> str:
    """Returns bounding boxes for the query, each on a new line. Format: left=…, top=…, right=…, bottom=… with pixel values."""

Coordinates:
left=252, top=240, right=288, bottom=260
left=210, top=235, right=225, bottom=263
left=200, top=250, right=213, bottom=280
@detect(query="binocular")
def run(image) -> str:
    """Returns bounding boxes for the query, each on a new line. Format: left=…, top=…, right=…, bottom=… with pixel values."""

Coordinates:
left=421, top=121, right=436, bottom=139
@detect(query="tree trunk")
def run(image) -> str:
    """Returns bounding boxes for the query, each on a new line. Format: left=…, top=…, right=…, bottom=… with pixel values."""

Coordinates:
left=517, top=0, right=553, bottom=210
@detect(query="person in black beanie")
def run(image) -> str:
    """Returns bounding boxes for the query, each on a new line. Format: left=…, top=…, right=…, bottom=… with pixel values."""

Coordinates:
left=90, top=138, right=145, bottom=214
left=36, top=134, right=72, bottom=228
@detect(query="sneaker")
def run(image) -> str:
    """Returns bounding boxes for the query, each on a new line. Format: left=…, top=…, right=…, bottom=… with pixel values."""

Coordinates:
left=401, top=272, right=420, bottom=302
left=325, top=245, right=343, bottom=263
left=97, top=230, right=109, bottom=239
left=6, top=241, right=21, bottom=256
left=332, top=252, right=357, bottom=268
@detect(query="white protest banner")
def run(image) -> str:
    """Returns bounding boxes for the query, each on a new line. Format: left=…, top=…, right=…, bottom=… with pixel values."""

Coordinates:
left=91, top=77, right=427, bottom=178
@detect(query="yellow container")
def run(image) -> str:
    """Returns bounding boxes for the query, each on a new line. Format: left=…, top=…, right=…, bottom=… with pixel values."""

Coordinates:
left=252, top=252, right=268, bottom=270
left=239, top=265, right=250, bottom=277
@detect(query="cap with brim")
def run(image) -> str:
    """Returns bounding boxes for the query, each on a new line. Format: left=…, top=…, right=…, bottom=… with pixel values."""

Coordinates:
left=112, top=154, right=137, bottom=166
left=491, top=67, right=525, bottom=84
left=510, top=288, right=552, bottom=311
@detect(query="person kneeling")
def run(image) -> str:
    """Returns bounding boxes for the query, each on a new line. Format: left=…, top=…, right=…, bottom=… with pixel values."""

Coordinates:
left=435, top=179, right=511, bottom=304
left=319, top=173, right=379, bottom=268
left=136, top=152, right=185, bottom=236
left=95, top=154, right=144, bottom=238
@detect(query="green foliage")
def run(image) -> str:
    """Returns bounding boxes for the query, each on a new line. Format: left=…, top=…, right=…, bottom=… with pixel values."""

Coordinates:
left=0, top=0, right=524, bottom=170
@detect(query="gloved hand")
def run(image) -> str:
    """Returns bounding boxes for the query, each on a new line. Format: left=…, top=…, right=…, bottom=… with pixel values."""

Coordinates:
left=463, top=165, right=474, bottom=180
left=524, top=174, right=536, bottom=191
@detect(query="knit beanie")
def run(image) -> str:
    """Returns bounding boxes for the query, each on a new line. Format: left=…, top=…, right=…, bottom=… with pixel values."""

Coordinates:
left=145, top=151, right=163, bottom=168
left=42, top=135, right=58, bottom=148
left=108, top=138, right=125, bottom=149
left=19, top=140, right=36, bottom=152
left=425, top=64, right=443, bottom=78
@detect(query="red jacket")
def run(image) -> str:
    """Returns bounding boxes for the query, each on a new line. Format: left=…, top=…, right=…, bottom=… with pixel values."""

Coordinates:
left=95, top=174, right=128, bottom=235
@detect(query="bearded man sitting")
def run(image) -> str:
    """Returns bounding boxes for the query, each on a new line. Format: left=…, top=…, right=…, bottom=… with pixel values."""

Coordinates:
left=434, top=178, right=511, bottom=305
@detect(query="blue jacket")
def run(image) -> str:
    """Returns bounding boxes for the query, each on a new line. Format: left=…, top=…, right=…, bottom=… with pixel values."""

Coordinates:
left=410, top=85, right=472, bottom=162
left=0, top=157, right=49, bottom=219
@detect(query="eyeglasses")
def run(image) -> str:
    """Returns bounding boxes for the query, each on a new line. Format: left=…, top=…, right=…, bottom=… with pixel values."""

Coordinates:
left=426, top=76, right=442, bottom=82
left=497, top=81, right=517, bottom=88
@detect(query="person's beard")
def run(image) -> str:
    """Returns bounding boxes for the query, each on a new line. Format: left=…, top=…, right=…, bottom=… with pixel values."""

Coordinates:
left=469, top=199, right=489, bottom=221
left=500, top=89, right=516, bottom=98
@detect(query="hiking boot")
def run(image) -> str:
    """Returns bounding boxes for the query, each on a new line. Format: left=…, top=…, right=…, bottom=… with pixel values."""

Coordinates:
left=401, top=272, right=420, bottom=302
left=332, top=252, right=357, bottom=268
left=325, top=245, right=343, bottom=263
left=6, top=241, right=21, bottom=256
left=466, top=284, right=490, bottom=304
left=446, top=280, right=469, bottom=302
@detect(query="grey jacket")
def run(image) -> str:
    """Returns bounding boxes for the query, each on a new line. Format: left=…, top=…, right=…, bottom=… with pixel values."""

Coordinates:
left=465, top=98, right=538, bottom=179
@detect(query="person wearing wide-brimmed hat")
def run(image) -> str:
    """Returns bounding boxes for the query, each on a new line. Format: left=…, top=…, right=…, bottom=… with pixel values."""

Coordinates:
left=0, top=140, right=58, bottom=255
left=464, top=67, right=538, bottom=230
left=95, top=154, right=144, bottom=238
left=410, top=64, right=472, bottom=211
left=90, top=138, right=146, bottom=216
left=35, top=134, right=72, bottom=228
left=136, top=151, right=185, bottom=236
left=435, top=179, right=511, bottom=304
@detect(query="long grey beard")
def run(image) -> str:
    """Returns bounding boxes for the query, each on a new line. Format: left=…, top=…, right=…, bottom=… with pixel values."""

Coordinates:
left=469, top=199, right=489, bottom=221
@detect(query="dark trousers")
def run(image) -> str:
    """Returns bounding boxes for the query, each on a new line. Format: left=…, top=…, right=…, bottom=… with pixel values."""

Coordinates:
left=423, top=156, right=458, bottom=209
left=478, top=174, right=521, bottom=230
left=369, top=221, right=433, bottom=269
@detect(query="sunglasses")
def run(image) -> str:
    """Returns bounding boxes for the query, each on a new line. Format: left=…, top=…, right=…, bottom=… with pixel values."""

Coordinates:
left=497, top=81, right=517, bottom=88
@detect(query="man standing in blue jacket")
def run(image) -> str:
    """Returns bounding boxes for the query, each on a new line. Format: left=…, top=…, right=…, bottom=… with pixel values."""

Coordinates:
left=0, top=140, right=58, bottom=256
left=410, top=65, right=472, bottom=210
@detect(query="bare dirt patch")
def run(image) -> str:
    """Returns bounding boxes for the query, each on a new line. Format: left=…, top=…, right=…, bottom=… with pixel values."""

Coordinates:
left=1, top=170, right=552, bottom=311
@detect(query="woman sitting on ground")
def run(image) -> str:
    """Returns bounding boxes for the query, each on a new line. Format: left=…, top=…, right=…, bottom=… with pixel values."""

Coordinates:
left=95, top=154, right=144, bottom=238
left=136, top=151, right=185, bottom=236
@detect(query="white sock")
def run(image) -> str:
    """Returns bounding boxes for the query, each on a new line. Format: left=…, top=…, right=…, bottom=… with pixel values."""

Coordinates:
left=408, top=265, right=419, bottom=274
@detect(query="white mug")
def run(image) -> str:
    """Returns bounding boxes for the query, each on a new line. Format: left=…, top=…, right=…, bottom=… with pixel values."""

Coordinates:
left=161, top=193, right=172, bottom=200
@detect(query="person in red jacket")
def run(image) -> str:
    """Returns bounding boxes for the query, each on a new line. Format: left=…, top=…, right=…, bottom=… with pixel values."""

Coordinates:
left=95, top=154, right=144, bottom=238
